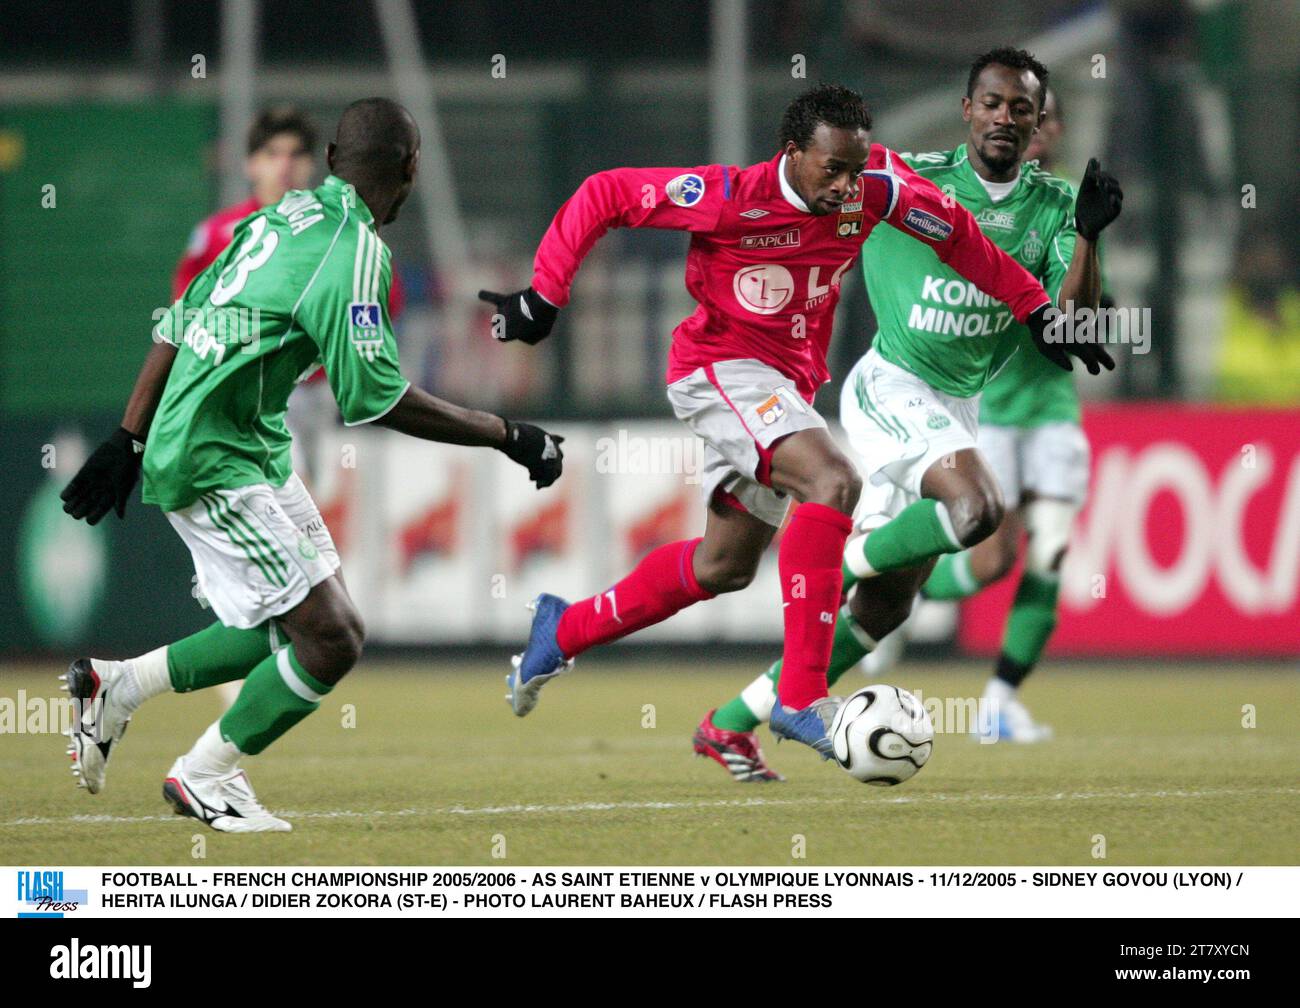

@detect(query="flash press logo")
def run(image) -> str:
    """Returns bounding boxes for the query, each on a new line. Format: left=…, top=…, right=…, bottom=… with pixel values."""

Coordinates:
left=16, top=870, right=86, bottom=917
left=49, top=939, right=151, bottom=988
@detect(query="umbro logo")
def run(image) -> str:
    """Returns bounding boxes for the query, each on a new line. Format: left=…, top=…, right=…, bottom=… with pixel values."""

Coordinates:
left=739, top=208, right=769, bottom=219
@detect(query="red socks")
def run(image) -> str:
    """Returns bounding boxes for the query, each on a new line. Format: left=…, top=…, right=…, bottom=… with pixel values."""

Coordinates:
left=556, top=538, right=714, bottom=658
left=777, top=503, right=855, bottom=709
left=555, top=506, right=852, bottom=706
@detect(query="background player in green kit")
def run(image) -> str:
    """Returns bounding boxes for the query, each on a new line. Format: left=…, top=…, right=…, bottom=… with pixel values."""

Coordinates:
left=58, top=98, right=566, bottom=831
left=694, top=49, right=1123, bottom=781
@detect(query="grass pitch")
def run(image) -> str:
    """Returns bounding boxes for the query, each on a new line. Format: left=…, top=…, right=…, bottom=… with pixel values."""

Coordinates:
left=2, top=658, right=1296, bottom=866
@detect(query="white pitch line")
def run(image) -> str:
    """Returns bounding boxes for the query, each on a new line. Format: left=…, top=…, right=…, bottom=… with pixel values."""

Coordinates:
left=3, top=786, right=1296, bottom=828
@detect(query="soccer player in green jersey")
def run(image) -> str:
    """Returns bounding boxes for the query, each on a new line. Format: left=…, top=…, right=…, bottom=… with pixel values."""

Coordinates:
left=58, top=98, right=566, bottom=831
left=856, top=86, right=1098, bottom=742
left=693, top=49, right=1123, bottom=780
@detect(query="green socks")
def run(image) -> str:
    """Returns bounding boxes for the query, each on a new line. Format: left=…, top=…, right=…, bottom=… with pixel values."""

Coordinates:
left=1001, top=571, right=1061, bottom=669
left=711, top=684, right=769, bottom=734
left=843, top=499, right=962, bottom=584
left=922, top=551, right=980, bottom=600
left=218, top=644, right=332, bottom=755
left=167, top=620, right=278, bottom=693
left=710, top=603, right=876, bottom=732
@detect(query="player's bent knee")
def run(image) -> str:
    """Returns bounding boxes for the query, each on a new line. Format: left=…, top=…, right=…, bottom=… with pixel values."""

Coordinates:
left=318, top=630, right=363, bottom=677
left=948, top=488, right=1004, bottom=548
left=307, top=609, right=365, bottom=677
left=802, top=459, right=861, bottom=515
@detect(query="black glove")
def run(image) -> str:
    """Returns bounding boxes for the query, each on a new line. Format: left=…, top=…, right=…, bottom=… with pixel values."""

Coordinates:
left=61, top=427, right=145, bottom=524
left=478, top=287, right=558, bottom=345
left=1025, top=302, right=1115, bottom=375
left=1074, top=158, right=1123, bottom=242
left=499, top=419, right=565, bottom=489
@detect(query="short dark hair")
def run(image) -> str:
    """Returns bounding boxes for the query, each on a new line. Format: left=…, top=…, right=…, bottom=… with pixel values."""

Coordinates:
left=331, top=97, right=419, bottom=186
left=779, top=84, right=872, bottom=150
left=247, top=106, right=318, bottom=157
left=966, top=47, right=1049, bottom=111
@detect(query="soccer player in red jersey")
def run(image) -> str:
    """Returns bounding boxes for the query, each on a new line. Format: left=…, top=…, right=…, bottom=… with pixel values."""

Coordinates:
left=173, top=107, right=317, bottom=299
left=484, top=84, right=1107, bottom=757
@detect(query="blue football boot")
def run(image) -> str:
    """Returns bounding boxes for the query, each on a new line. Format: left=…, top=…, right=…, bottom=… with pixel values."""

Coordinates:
left=506, top=593, right=575, bottom=717
left=769, top=696, right=841, bottom=760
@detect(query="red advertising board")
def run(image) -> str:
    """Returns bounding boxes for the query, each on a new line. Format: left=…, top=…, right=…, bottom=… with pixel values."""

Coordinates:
left=960, top=405, right=1300, bottom=656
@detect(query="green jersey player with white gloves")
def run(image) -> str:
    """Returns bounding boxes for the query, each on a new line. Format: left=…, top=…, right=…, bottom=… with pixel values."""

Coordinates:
left=58, top=99, right=566, bottom=830
left=694, top=49, right=1123, bottom=781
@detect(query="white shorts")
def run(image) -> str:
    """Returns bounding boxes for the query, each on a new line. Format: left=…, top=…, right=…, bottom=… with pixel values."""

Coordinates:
left=166, top=472, right=341, bottom=629
left=839, top=347, right=980, bottom=528
left=666, top=358, right=828, bottom=528
left=978, top=421, right=1090, bottom=507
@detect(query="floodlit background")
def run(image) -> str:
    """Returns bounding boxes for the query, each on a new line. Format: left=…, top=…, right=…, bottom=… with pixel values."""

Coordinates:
left=1, top=0, right=1296, bottom=657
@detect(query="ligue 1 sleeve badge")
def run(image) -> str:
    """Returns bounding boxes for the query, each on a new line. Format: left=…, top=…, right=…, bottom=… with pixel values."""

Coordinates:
left=349, top=302, right=383, bottom=361
left=666, top=173, right=705, bottom=207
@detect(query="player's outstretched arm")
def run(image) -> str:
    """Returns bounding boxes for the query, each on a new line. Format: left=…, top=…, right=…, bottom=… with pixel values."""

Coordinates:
left=485, top=165, right=727, bottom=345
left=61, top=339, right=179, bottom=524
left=374, top=385, right=564, bottom=489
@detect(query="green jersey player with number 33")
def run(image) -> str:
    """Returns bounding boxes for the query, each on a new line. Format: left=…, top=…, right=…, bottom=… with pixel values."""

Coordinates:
left=58, top=98, right=566, bottom=832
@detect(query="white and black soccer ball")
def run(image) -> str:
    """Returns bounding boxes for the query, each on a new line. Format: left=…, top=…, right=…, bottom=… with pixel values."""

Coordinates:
left=830, top=685, right=933, bottom=785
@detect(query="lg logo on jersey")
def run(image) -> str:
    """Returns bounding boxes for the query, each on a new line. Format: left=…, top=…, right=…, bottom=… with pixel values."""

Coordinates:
left=732, top=260, right=855, bottom=317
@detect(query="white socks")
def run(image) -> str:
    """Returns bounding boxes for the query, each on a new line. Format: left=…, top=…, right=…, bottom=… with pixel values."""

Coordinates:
left=843, top=533, right=877, bottom=579
left=185, top=722, right=242, bottom=779
left=740, top=669, right=779, bottom=723
left=984, top=677, right=1016, bottom=706
left=100, top=646, right=171, bottom=715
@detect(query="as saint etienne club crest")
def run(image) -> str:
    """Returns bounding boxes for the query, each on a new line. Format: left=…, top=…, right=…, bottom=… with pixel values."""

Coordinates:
left=348, top=302, right=383, bottom=361
left=1020, top=228, right=1044, bottom=263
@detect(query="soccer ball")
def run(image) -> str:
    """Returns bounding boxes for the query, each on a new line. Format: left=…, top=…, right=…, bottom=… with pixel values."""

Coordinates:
left=830, top=684, right=933, bottom=785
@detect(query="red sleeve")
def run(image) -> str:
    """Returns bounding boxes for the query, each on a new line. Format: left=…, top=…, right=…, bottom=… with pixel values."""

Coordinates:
left=862, top=146, right=1050, bottom=323
left=172, top=220, right=212, bottom=300
left=386, top=266, right=406, bottom=320
left=531, top=164, right=728, bottom=307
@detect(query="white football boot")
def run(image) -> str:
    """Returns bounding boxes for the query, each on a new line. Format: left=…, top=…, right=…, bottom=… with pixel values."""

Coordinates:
left=162, top=757, right=292, bottom=833
left=60, top=657, right=133, bottom=794
left=977, top=688, right=1054, bottom=743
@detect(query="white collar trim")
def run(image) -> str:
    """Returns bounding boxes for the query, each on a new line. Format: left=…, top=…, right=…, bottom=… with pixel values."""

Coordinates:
left=975, top=168, right=1020, bottom=203
left=777, top=154, right=811, bottom=213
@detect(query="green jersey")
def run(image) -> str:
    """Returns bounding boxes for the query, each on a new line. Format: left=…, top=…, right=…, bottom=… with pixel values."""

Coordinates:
left=979, top=159, right=1089, bottom=428
left=865, top=145, right=1078, bottom=413
left=143, top=175, right=410, bottom=511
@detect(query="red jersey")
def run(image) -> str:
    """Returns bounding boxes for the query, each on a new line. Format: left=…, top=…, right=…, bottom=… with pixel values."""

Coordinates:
left=531, top=146, right=1050, bottom=401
